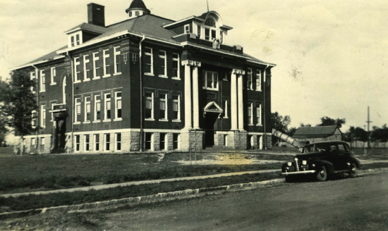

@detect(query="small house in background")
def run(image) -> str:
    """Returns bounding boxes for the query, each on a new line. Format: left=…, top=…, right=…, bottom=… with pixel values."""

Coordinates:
left=293, top=125, right=343, bottom=144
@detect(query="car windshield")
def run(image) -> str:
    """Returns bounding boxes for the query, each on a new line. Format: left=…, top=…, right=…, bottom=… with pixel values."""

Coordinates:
left=303, top=143, right=329, bottom=153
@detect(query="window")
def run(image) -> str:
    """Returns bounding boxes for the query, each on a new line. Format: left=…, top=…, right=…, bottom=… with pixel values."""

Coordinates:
left=160, top=133, right=166, bottom=150
left=75, top=34, right=80, bottom=46
left=84, top=96, right=91, bottom=122
left=40, top=105, right=46, bottom=128
left=223, top=135, right=228, bottom=146
left=74, top=57, right=81, bottom=82
left=247, top=68, right=253, bottom=90
left=83, top=54, right=91, bottom=81
left=115, top=91, right=122, bottom=120
left=223, top=99, right=228, bottom=118
left=40, top=137, right=45, bottom=151
left=197, top=25, right=201, bottom=37
left=256, top=69, right=262, bottom=91
left=103, top=49, right=111, bottom=77
left=144, top=47, right=153, bottom=75
left=248, top=103, right=253, bottom=125
left=159, top=93, right=168, bottom=121
left=39, top=70, right=45, bottom=92
left=173, top=134, right=179, bottom=150
left=114, top=46, right=122, bottom=75
left=145, top=133, right=153, bottom=150
left=50, top=67, right=56, bottom=85
left=172, top=53, right=180, bottom=79
left=71, top=36, right=75, bottom=47
left=158, top=50, right=167, bottom=77
left=145, top=92, right=154, bottom=120
left=135, top=11, right=139, bottom=16
left=248, top=135, right=254, bottom=149
left=211, top=30, right=216, bottom=40
left=129, top=11, right=132, bottom=17
left=94, top=95, right=101, bottom=121
left=203, top=71, right=218, bottom=90
left=31, top=110, right=37, bottom=129
left=75, top=98, right=81, bottom=123
left=94, top=134, right=100, bottom=151
left=116, top=133, right=121, bottom=151
left=30, top=71, right=36, bottom=93
left=84, top=134, right=90, bottom=151
left=50, top=102, right=57, bottom=122
left=205, top=28, right=210, bottom=40
left=105, top=133, right=110, bottom=151
left=104, top=93, right=111, bottom=121
left=93, top=52, right=100, bottom=79
left=172, top=95, right=180, bottom=121
left=75, top=135, right=80, bottom=151
left=184, top=24, right=191, bottom=33
left=256, top=104, right=262, bottom=125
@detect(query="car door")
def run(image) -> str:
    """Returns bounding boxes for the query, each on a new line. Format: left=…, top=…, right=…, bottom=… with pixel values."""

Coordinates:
left=325, top=144, right=345, bottom=170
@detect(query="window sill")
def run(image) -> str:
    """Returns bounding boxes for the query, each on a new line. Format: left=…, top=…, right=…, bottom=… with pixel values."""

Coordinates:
left=158, top=75, right=168, bottom=78
left=256, top=124, right=263, bottom=126
left=144, top=73, right=154, bottom=76
left=113, top=118, right=123, bottom=122
left=248, top=124, right=254, bottom=126
left=39, top=90, right=46, bottom=93
left=256, top=89, right=262, bottom=92
left=92, top=77, right=101, bottom=80
left=113, top=72, right=122, bottom=76
left=92, top=120, right=101, bottom=123
left=83, top=121, right=91, bottom=124
left=50, top=83, right=57, bottom=86
left=145, top=118, right=155, bottom=121
left=203, top=88, right=219, bottom=91
left=172, top=119, right=181, bottom=122
left=102, top=75, right=111, bottom=78
left=74, top=81, right=81, bottom=84
left=159, top=119, right=168, bottom=122
left=103, top=120, right=112, bottom=123
left=83, top=79, right=91, bottom=82
left=74, top=122, right=81, bottom=125
left=172, top=77, right=181, bottom=80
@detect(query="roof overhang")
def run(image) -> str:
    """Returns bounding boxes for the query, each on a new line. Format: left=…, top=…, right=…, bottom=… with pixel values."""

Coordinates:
left=10, top=55, right=65, bottom=71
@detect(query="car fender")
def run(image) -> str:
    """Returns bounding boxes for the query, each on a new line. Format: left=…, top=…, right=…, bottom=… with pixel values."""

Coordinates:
left=311, top=160, right=335, bottom=174
left=348, top=157, right=361, bottom=168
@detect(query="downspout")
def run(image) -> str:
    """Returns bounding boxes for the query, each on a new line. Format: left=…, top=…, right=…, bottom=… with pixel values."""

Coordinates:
left=31, top=64, right=39, bottom=152
left=263, top=64, right=269, bottom=150
left=64, top=51, right=74, bottom=153
left=139, top=35, right=146, bottom=152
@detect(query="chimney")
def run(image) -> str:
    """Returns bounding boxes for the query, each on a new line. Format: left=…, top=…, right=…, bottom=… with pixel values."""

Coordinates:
left=87, top=3, right=105, bottom=27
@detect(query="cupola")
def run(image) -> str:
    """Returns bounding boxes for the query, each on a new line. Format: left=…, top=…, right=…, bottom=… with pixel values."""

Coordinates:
left=125, top=0, right=151, bottom=19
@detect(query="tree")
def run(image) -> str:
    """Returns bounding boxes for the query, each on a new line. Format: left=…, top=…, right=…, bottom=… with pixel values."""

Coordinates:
left=345, top=126, right=367, bottom=142
left=371, top=125, right=388, bottom=142
left=0, top=70, right=37, bottom=153
left=271, top=112, right=291, bottom=133
left=318, top=116, right=346, bottom=128
left=271, top=112, right=292, bottom=146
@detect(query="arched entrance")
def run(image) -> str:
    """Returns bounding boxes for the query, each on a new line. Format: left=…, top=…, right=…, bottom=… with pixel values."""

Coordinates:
left=203, top=101, right=223, bottom=147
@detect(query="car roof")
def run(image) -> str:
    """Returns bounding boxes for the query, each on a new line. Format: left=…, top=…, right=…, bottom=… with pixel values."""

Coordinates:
left=305, top=141, right=349, bottom=147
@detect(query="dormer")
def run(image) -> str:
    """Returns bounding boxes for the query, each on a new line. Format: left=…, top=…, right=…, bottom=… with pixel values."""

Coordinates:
left=125, top=0, right=151, bottom=19
left=165, top=11, right=233, bottom=45
left=65, top=3, right=107, bottom=48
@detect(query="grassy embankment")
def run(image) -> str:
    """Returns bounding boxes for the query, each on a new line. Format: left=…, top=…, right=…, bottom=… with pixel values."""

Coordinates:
left=0, top=147, right=387, bottom=212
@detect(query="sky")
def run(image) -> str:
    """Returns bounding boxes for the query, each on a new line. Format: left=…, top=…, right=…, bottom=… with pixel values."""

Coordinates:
left=1, top=0, right=388, bottom=134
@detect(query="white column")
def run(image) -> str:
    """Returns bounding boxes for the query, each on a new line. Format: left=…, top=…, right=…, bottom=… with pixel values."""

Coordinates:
left=184, top=64, right=192, bottom=130
left=238, top=74, right=244, bottom=131
left=192, top=65, right=200, bottom=129
left=231, top=71, right=238, bottom=131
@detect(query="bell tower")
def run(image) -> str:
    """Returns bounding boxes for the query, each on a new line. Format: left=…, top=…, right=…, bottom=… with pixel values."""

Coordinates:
left=125, top=0, right=151, bottom=19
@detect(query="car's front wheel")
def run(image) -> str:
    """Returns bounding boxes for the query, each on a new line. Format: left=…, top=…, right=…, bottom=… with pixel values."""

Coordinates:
left=349, top=163, right=358, bottom=178
left=316, top=165, right=328, bottom=181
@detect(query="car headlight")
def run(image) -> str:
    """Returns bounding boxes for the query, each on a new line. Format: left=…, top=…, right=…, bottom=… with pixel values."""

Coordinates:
left=287, top=162, right=292, bottom=167
left=302, top=160, right=307, bottom=165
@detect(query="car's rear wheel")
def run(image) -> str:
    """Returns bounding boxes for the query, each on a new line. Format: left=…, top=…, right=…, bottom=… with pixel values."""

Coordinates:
left=349, top=163, right=358, bottom=178
left=316, top=166, right=328, bottom=181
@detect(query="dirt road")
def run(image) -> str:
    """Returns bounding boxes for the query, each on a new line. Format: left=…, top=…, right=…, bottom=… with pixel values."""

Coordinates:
left=2, top=173, right=388, bottom=230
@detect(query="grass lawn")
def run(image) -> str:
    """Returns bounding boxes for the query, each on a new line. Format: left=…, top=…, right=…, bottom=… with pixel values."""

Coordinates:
left=0, top=151, right=289, bottom=194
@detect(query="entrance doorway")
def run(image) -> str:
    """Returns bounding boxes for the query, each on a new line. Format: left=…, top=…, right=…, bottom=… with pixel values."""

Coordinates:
left=204, top=112, right=219, bottom=147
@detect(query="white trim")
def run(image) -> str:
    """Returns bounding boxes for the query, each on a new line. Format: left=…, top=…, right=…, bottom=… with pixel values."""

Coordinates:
left=144, top=47, right=153, bottom=76
left=158, top=50, right=167, bottom=78
left=115, top=91, right=122, bottom=120
left=50, top=67, right=57, bottom=85
left=102, top=49, right=111, bottom=78
left=104, top=92, right=111, bottom=121
left=113, top=46, right=122, bottom=75
left=83, top=54, right=91, bottom=81
left=92, top=52, right=100, bottom=80
left=39, top=70, right=46, bottom=92
left=74, top=57, right=81, bottom=83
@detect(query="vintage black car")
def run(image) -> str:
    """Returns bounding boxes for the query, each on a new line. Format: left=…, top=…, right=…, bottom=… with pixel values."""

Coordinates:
left=281, top=141, right=361, bottom=182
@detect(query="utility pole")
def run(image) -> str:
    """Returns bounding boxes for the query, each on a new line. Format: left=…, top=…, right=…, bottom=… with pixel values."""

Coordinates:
left=366, top=106, right=372, bottom=149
